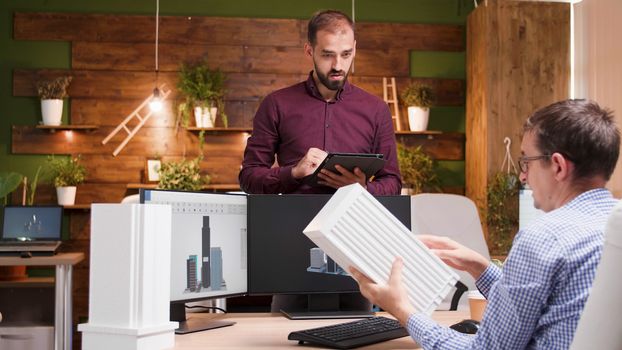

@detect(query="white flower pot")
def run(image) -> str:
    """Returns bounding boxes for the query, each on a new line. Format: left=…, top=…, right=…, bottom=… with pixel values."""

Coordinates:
left=56, top=186, right=77, bottom=206
left=194, top=106, right=203, bottom=127
left=201, top=109, right=213, bottom=128
left=209, top=107, right=218, bottom=126
left=194, top=106, right=217, bottom=128
left=407, top=106, right=430, bottom=132
left=41, top=99, right=63, bottom=126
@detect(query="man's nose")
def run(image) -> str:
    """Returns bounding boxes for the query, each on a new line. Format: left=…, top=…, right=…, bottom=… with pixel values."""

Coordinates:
left=333, top=56, right=344, bottom=71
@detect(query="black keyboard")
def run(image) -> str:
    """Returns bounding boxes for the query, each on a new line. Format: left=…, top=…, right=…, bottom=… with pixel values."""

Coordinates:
left=288, top=316, right=409, bottom=349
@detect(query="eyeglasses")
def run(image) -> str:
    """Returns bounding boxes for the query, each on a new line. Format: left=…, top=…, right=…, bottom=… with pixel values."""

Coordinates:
left=518, top=155, right=551, bottom=173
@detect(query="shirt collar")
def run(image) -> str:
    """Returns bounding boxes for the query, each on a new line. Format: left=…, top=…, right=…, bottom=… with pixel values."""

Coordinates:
left=304, top=71, right=351, bottom=102
left=563, top=188, right=613, bottom=210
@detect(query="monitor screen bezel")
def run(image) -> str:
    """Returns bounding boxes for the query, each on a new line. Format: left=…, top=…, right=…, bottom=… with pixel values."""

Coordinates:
left=139, top=188, right=248, bottom=302
left=0, top=205, right=64, bottom=242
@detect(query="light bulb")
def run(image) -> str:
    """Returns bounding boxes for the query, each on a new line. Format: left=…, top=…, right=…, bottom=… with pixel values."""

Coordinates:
left=149, top=87, right=163, bottom=112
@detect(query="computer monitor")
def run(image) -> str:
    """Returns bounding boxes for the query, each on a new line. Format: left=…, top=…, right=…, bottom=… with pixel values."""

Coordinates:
left=140, top=189, right=247, bottom=334
left=246, top=194, right=411, bottom=319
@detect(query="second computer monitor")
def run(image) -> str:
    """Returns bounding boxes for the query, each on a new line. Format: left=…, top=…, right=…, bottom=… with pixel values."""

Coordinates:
left=247, top=194, right=411, bottom=295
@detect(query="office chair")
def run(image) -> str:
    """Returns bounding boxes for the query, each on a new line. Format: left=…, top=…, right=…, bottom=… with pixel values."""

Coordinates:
left=120, top=194, right=140, bottom=203
left=570, top=199, right=622, bottom=349
left=410, top=194, right=491, bottom=310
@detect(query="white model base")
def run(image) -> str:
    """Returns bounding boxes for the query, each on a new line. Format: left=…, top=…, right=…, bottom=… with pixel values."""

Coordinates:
left=79, top=322, right=178, bottom=350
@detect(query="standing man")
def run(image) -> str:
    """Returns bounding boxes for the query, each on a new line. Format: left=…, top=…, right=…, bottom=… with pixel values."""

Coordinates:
left=239, top=10, right=401, bottom=195
left=351, top=99, right=620, bottom=349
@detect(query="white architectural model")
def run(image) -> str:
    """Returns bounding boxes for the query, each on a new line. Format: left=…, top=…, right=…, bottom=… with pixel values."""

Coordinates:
left=304, top=184, right=459, bottom=315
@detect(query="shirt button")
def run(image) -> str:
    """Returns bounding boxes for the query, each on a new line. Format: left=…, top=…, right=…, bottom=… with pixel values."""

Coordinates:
left=325, top=124, right=329, bottom=128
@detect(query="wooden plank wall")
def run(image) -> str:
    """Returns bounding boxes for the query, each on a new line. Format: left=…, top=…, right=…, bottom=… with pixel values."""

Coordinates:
left=466, top=0, right=570, bottom=234
left=11, top=12, right=466, bottom=346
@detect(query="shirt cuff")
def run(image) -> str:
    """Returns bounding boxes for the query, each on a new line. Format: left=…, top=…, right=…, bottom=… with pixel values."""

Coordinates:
left=278, top=165, right=302, bottom=192
left=475, top=263, right=502, bottom=298
left=406, top=313, right=437, bottom=345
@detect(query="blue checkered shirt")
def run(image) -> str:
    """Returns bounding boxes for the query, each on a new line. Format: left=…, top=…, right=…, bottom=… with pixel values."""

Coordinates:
left=407, top=188, right=618, bottom=349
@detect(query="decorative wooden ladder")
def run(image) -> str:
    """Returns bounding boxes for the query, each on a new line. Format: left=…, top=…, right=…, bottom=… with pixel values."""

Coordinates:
left=382, top=77, right=401, bottom=131
left=101, top=84, right=171, bottom=157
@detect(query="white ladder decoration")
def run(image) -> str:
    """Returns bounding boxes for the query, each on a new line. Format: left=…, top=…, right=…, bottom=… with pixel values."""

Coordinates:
left=101, top=84, right=171, bottom=157
left=382, top=77, right=401, bottom=131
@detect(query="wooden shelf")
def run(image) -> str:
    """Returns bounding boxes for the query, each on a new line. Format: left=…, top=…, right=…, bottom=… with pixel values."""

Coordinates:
left=0, top=277, right=54, bottom=288
left=35, top=124, right=99, bottom=132
left=395, top=130, right=443, bottom=135
left=63, top=204, right=90, bottom=210
left=126, top=183, right=242, bottom=192
left=186, top=127, right=252, bottom=133
left=394, top=131, right=465, bottom=161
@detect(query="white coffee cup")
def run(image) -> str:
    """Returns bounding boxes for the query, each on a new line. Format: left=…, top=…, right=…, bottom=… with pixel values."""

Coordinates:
left=468, top=290, right=487, bottom=321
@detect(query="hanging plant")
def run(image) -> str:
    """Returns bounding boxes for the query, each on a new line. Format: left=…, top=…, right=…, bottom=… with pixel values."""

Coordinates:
left=486, top=172, right=520, bottom=255
left=485, top=137, right=520, bottom=256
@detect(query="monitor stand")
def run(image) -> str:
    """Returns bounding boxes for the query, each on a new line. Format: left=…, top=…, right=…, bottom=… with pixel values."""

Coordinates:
left=170, top=303, right=236, bottom=334
left=280, top=293, right=375, bottom=320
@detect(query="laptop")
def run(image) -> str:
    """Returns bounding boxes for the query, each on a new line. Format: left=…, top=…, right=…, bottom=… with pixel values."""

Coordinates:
left=0, top=206, right=63, bottom=256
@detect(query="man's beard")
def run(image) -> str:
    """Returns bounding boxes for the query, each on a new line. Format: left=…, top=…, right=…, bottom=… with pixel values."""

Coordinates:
left=314, top=63, right=349, bottom=91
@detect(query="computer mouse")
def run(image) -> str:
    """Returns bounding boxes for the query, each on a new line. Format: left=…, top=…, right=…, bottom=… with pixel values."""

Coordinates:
left=449, top=319, right=480, bottom=334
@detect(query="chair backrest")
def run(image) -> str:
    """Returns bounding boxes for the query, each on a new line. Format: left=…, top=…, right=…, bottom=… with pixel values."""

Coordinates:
left=570, top=199, right=622, bottom=349
left=120, top=194, right=140, bottom=204
left=410, top=193, right=490, bottom=309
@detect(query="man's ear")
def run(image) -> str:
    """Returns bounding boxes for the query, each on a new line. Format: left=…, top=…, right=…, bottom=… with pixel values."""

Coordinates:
left=304, top=42, right=313, bottom=58
left=551, top=152, right=572, bottom=181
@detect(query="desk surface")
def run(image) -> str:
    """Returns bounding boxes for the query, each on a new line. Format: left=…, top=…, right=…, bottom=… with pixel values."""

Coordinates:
left=0, top=252, right=84, bottom=266
left=171, top=311, right=469, bottom=349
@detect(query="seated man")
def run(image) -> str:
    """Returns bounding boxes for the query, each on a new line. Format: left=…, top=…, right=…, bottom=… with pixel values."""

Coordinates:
left=351, top=99, right=621, bottom=349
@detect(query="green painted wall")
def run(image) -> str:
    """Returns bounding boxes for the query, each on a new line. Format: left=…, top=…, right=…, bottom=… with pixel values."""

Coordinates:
left=0, top=0, right=473, bottom=189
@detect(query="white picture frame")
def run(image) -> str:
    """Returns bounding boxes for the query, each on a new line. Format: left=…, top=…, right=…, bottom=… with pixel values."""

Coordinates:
left=145, top=159, right=161, bottom=183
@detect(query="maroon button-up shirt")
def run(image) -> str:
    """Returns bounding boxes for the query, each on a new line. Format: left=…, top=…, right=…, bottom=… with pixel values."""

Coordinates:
left=239, top=73, right=401, bottom=195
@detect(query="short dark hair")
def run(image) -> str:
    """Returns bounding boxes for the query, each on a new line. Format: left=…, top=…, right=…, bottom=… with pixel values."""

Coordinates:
left=307, top=10, right=354, bottom=46
left=523, top=99, right=620, bottom=181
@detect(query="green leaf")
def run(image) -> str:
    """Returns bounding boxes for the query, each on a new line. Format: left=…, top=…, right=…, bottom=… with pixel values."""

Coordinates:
left=27, top=166, right=42, bottom=206
left=0, top=172, right=24, bottom=204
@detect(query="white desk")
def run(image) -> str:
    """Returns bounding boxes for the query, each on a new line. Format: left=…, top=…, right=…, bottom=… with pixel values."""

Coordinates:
left=171, top=310, right=469, bottom=349
left=0, top=253, right=84, bottom=350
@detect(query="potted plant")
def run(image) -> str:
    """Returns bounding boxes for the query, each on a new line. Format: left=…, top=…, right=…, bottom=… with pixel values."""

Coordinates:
left=36, top=76, right=72, bottom=126
left=177, top=60, right=227, bottom=128
left=158, top=130, right=211, bottom=191
left=397, top=143, right=440, bottom=195
left=400, top=82, right=434, bottom=131
left=157, top=158, right=211, bottom=191
left=47, top=155, right=87, bottom=205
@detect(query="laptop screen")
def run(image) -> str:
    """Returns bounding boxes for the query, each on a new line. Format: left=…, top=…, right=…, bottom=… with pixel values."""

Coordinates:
left=0, top=206, right=63, bottom=241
